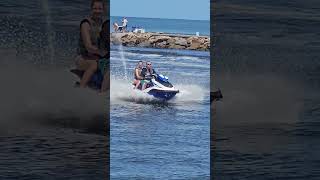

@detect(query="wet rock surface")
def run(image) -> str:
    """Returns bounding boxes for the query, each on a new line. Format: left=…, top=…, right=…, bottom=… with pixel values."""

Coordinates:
left=110, top=32, right=210, bottom=51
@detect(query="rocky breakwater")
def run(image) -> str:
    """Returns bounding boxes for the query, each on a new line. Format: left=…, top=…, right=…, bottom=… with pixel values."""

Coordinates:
left=110, top=32, right=210, bottom=51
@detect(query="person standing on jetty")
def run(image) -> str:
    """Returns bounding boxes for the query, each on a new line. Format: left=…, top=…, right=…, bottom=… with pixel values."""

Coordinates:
left=122, top=17, right=128, bottom=32
left=75, top=0, right=109, bottom=93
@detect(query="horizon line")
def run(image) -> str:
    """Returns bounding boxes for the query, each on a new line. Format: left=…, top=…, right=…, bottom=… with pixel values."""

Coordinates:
left=110, top=15, right=209, bottom=21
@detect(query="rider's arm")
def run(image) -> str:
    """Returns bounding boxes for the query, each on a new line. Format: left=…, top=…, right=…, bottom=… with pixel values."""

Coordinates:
left=135, top=69, right=143, bottom=80
left=81, top=22, right=106, bottom=57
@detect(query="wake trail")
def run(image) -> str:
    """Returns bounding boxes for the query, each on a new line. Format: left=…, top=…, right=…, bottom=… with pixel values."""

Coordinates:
left=0, top=65, right=107, bottom=131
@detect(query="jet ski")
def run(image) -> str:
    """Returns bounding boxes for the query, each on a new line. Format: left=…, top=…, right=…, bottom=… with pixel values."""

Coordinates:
left=136, top=74, right=179, bottom=101
left=70, top=69, right=103, bottom=90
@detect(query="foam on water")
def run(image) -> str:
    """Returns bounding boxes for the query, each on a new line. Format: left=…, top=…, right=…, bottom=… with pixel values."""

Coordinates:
left=110, top=76, right=206, bottom=105
left=0, top=64, right=107, bottom=132
left=175, top=56, right=203, bottom=62
left=117, top=44, right=128, bottom=79
left=120, top=51, right=163, bottom=58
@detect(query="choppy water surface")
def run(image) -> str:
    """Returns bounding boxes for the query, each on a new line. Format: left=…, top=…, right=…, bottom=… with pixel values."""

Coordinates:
left=213, top=0, right=320, bottom=179
left=0, top=0, right=108, bottom=179
left=110, top=46, right=210, bottom=179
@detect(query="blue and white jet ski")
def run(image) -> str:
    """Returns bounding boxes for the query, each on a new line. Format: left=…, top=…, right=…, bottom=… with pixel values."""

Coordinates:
left=136, top=74, right=179, bottom=101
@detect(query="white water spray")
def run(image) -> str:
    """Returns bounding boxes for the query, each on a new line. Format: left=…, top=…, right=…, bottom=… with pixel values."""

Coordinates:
left=41, top=0, right=55, bottom=64
left=110, top=76, right=206, bottom=105
left=118, top=44, right=128, bottom=80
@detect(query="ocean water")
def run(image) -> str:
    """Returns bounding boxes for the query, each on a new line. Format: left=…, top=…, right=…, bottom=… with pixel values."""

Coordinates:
left=0, top=0, right=210, bottom=179
left=0, top=0, right=109, bottom=179
left=111, top=16, right=210, bottom=36
left=213, top=0, right=320, bottom=179
left=110, top=46, right=210, bottom=179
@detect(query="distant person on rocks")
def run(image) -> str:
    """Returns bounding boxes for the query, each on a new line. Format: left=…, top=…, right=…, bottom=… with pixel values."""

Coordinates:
left=113, top=22, right=119, bottom=32
left=122, top=17, right=128, bottom=32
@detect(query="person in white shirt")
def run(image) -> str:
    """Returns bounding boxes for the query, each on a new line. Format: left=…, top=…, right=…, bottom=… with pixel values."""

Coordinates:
left=122, top=17, right=128, bottom=32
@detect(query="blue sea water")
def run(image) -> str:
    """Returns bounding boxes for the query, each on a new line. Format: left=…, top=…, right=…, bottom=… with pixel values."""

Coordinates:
left=0, top=0, right=210, bottom=179
left=111, top=16, right=210, bottom=36
left=0, top=1, right=107, bottom=179
left=213, top=0, right=320, bottom=179
left=110, top=46, right=210, bottom=179
left=109, top=15, right=210, bottom=180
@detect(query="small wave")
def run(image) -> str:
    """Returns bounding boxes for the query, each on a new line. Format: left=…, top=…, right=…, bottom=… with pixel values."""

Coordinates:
left=111, top=50, right=163, bottom=58
left=175, top=56, right=202, bottom=62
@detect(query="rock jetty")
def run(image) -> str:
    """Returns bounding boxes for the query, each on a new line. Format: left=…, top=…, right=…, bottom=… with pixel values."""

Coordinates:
left=110, top=32, right=210, bottom=51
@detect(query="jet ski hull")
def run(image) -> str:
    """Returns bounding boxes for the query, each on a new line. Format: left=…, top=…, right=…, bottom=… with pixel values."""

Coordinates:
left=147, top=89, right=179, bottom=100
left=135, top=75, right=179, bottom=101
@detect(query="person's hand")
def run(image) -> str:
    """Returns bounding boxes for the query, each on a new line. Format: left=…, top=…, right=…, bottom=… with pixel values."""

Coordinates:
left=144, top=75, right=151, bottom=80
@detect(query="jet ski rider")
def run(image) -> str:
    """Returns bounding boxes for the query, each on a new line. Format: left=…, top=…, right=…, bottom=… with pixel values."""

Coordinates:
left=140, top=61, right=157, bottom=90
left=133, top=60, right=144, bottom=89
left=75, top=0, right=109, bottom=93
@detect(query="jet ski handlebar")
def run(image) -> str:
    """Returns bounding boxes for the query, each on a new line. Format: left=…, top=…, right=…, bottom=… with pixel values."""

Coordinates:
left=144, top=74, right=158, bottom=80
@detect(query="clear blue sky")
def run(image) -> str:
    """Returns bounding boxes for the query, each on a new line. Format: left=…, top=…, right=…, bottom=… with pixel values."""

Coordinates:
left=110, top=0, right=209, bottom=20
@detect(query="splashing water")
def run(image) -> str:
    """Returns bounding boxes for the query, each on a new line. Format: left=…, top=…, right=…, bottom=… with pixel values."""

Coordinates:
left=110, top=76, right=206, bottom=105
left=118, top=44, right=128, bottom=80
left=40, top=0, right=55, bottom=64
